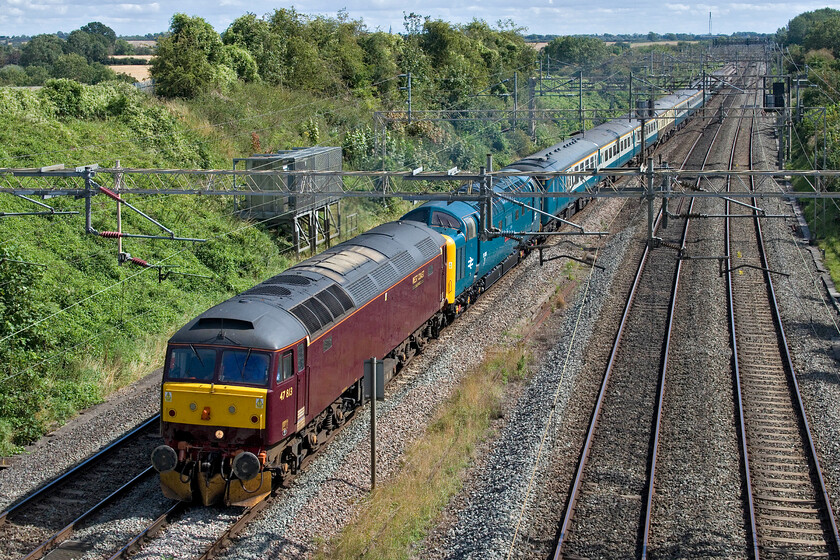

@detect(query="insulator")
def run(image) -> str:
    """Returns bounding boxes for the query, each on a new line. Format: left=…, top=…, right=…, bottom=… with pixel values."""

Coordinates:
left=100, top=231, right=123, bottom=238
left=129, top=257, right=149, bottom=267
left=98, top=186, right=122, bottom=202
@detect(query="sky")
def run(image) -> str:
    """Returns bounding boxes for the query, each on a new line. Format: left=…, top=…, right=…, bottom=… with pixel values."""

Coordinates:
left=0, top=0, right=835, bottom=38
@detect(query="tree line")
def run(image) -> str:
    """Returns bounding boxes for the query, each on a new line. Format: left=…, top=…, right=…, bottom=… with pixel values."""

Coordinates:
left=778, top=7, right=840, bottom=163
left=148, top=11, right=537, bottom=105
left=0, top=22, right=143, bottom=86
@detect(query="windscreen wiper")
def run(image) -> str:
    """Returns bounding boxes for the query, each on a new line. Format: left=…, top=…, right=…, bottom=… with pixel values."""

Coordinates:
left=189, top=344, right=205, bottom=367
left=240, top=348, right=252, bottom=379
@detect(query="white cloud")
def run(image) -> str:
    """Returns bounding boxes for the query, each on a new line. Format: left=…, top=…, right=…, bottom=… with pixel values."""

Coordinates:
left=118, top=3, right=159, bottom=13
left=0, top=0, right=832, bottom=36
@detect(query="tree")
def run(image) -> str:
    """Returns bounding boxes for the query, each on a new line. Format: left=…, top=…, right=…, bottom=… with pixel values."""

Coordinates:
left=360, top=31, right=401, bottom=99
left=20, top=34, right=65, bottom=66
left=0, top=64, right=29, bottom=86
left=150, top=14, right=234, bottom=98
left=804, top=15, right=840, bottom=58
left=222, top=44, right=259, bottom=82
left=114, top=39, right=134, bottom=55
left=66, top=30, right=109, bottom=63
left=51, top=53, right=95, bottom=82
left=785, top=8, right=840, bottom=46
left=543, top=36, right=608, bottom=67
left=80, top=22, right=117, bottom=48
left=223, top=13, right=285, bottom=84
left=25, top=65, right=50, bottom=85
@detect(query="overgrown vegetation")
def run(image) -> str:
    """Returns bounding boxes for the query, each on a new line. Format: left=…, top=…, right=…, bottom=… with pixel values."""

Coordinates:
left=778, top=9, right=840, bottom=280
left=317, top=344, right=529, bottom=559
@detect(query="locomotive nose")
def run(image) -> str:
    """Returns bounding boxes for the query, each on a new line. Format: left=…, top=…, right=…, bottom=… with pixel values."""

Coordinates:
left=151, top=444, right=178, bottom=473
left=232, top=451, right=261, bottom=481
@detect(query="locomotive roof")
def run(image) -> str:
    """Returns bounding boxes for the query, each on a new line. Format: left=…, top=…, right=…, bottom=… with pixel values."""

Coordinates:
left=410, top=199, right=479, bottom=221
left=170, top=221, right=445, bottom=349
left=417, top=173, right=531, bottom=219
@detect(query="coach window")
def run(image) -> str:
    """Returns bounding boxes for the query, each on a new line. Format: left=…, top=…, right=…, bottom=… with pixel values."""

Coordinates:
left=297, top=342, right=305, bottom=372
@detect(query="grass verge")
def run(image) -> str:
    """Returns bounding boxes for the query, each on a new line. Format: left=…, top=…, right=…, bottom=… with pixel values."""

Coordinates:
left=317, top=344, right=529, bottom=560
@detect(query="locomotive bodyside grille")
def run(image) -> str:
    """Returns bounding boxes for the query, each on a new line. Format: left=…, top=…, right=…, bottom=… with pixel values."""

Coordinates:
left=347, top=275, right=378, bottom=304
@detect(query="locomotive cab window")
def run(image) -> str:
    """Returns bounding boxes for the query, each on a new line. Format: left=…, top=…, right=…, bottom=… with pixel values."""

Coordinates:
left=219, top=349, right=270, bottom=385
left=167, top=346, right=215, bottom=381
left=276, top=350, right=293, bottom=383
left=431, top=211, right=460, bottom=229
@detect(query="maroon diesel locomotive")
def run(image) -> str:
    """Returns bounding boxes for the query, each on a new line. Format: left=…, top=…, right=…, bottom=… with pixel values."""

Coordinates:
left=151, top=221, right=456, bottom=505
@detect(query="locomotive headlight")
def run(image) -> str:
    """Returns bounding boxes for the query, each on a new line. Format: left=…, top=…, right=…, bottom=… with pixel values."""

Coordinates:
left=228, top=405, right=236, bottom=414
left=151, top=445, right=178, bottom=473
left=215, top=430, right=224, bottom=439
left=232, top=451, right=261, bottom=481
left=189, top=402, right=197, bottom=411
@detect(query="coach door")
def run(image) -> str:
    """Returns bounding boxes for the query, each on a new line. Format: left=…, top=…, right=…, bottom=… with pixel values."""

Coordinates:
left=294, top=341, right=309, bottom=433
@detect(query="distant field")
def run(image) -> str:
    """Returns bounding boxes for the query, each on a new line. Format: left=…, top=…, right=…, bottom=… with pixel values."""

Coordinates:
left=126, top=40, right=156, bottom=48
left=607, top=40, right=699, bottom=47
left=109, top=65, right=151, bottom=81
left=111, top=55, right=154, bottom=62
left=527, top=40, right=700, bottom=50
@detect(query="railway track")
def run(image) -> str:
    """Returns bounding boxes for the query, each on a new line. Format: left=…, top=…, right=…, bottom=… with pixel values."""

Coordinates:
left=726, top=76, right=840, bottom=559
left=0, top=415, right=163, bottom=559
left=552, top=74, right=739, bottom=559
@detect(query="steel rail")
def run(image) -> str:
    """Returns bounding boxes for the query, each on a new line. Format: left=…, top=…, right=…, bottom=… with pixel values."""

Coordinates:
left=551, top=207, right=657, bottom=558
left=727, top=76, right=840, bottom=557
left=554, top=79, right=730, bottom=559
left=639, top=111, right=717, bottom=559
left=107, top=501, right=188, bottom=560
left=22, top=467, right=157, bottom=559
left=0, top=414, right=160, bottom=524
left=724, top=76, right=761, bottom=560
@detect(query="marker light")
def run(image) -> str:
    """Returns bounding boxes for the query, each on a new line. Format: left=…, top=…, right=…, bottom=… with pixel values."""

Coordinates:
left=201, top=406, right=211, bottom=421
